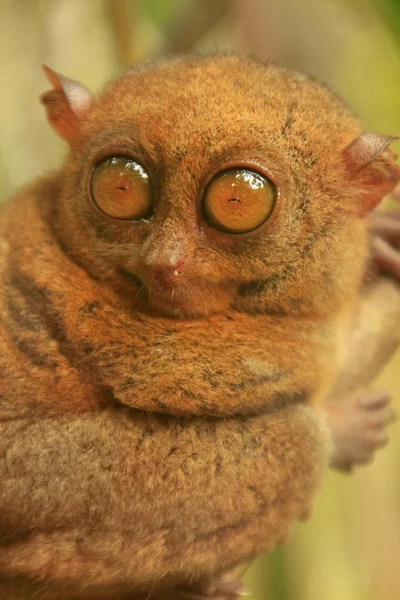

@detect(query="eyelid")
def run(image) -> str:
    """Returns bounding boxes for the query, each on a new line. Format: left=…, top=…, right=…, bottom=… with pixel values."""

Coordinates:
left=201, top=160, right=280, bottom=190
left=92, top=151, right=152, bottom=175
left=86, top=133, right=158, bottom=184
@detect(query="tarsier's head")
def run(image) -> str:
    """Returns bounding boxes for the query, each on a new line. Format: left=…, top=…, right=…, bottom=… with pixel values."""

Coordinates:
left=42, top=55, right=400, bottom=318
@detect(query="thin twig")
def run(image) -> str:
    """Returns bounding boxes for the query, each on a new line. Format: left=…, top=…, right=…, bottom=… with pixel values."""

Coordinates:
left=160, top=0, right=229, bottom=54
left=107, top=0, right=134, bottom=65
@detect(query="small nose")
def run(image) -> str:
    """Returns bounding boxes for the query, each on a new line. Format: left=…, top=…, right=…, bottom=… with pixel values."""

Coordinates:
left=151, top=259, right=184, bottom=283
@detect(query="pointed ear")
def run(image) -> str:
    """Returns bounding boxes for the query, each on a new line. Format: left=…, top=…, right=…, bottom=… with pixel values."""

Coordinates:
left=342, top=132, right=400, bottom=215
left=40, top=65, right=94, bottom=145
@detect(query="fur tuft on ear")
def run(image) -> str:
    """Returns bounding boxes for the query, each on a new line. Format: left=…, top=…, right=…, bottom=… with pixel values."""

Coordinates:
left=342, top=132, right=400, bottom=215
left=40, top=66, right=94, bottom=144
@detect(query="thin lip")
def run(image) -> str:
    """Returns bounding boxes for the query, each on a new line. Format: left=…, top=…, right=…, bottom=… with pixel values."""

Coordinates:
left=139, top=281, right=191, bottom=308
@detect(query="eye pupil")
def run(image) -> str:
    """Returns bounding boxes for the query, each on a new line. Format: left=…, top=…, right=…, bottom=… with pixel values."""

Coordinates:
left=203, top=167, right=276, bottom=234
left=91, top=157, right=152, bottom=221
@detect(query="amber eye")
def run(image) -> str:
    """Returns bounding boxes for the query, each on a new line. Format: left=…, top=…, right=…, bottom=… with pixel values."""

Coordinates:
left=203, top=168, right=276, bottom=234
left=90, top=157, right=151, bottom=220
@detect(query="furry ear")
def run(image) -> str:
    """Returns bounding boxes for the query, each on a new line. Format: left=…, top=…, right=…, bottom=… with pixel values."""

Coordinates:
left=342, top=132, right=400, bottom=215
left=40, top=65, right=94, bottom=144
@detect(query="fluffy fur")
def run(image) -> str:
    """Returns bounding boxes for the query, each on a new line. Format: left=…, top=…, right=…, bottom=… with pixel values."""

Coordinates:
left=0, top=54, right=397, bottom=599
left=0, top=406, right=328, bottom=598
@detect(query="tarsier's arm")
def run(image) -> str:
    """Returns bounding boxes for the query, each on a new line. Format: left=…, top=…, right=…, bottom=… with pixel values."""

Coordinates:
left=335, top=209, right=400, bottom=393
left=326, top=217, right=400, bottom=472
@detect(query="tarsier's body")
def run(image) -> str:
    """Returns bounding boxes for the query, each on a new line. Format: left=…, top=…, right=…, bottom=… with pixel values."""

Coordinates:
left=0, top=55, right=399, bottom=599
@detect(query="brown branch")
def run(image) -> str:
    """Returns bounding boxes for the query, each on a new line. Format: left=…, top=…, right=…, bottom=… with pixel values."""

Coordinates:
left=160, top=0, right=229, bottom=55
left=107, top=0, right=134, bottom=66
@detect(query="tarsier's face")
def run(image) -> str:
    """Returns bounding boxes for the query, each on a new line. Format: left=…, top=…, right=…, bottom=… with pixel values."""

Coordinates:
left=52, top=56, right=368, bottom=318
left=87, top=157, right=276, bottom=317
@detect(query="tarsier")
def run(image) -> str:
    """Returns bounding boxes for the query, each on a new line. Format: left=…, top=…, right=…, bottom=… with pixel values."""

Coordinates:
left=0, top=54, right=400, bottom=600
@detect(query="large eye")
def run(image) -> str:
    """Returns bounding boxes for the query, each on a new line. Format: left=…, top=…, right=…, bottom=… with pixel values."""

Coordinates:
left=90, top=157, right=151, bottom=220
left=203, top=168, right=276, bottom=234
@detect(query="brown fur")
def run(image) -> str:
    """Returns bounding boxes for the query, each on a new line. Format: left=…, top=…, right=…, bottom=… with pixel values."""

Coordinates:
left=0, top=406, right=328, bottom=599
left=0, top=54, right=397, bottom=599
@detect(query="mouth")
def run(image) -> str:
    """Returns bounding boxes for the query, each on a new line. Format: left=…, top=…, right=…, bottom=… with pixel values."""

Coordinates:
left=135, top=278, right=196, bottom=316
left=146, top=286, right=194, bottom=316
left=118, top=268, right=231, bottom=318
left=117, top=267, right=196, bottom=315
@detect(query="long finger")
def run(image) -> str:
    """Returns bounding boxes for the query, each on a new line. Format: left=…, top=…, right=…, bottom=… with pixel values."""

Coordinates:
left=372, top=216, right=400, bottom=244
left=358, top=389, right=391, bottom=410
left=371, top=237, right=400, bottom=280
left=368, top=407, right=397, bottom=427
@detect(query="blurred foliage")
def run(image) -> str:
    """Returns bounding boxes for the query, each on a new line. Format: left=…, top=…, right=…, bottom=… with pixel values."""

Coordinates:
left=373, top=0, right=400, bottom=47
left=141, top=0, right=186, bottom=27
left=0, top=1, right=400, bottom=599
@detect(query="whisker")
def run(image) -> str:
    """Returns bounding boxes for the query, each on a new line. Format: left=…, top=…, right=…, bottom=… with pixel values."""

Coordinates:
left=134, top=283, right=147, bottom=300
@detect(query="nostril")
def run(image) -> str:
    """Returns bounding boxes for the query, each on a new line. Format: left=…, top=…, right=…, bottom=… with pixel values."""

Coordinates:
left=172, top=260, right=184, bottom=276
left=151, top=260, right=184, bottom=283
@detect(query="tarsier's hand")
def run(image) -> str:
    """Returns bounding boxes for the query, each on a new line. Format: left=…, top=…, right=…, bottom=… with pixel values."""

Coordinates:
left=327, top=390, right=396, bottom=472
